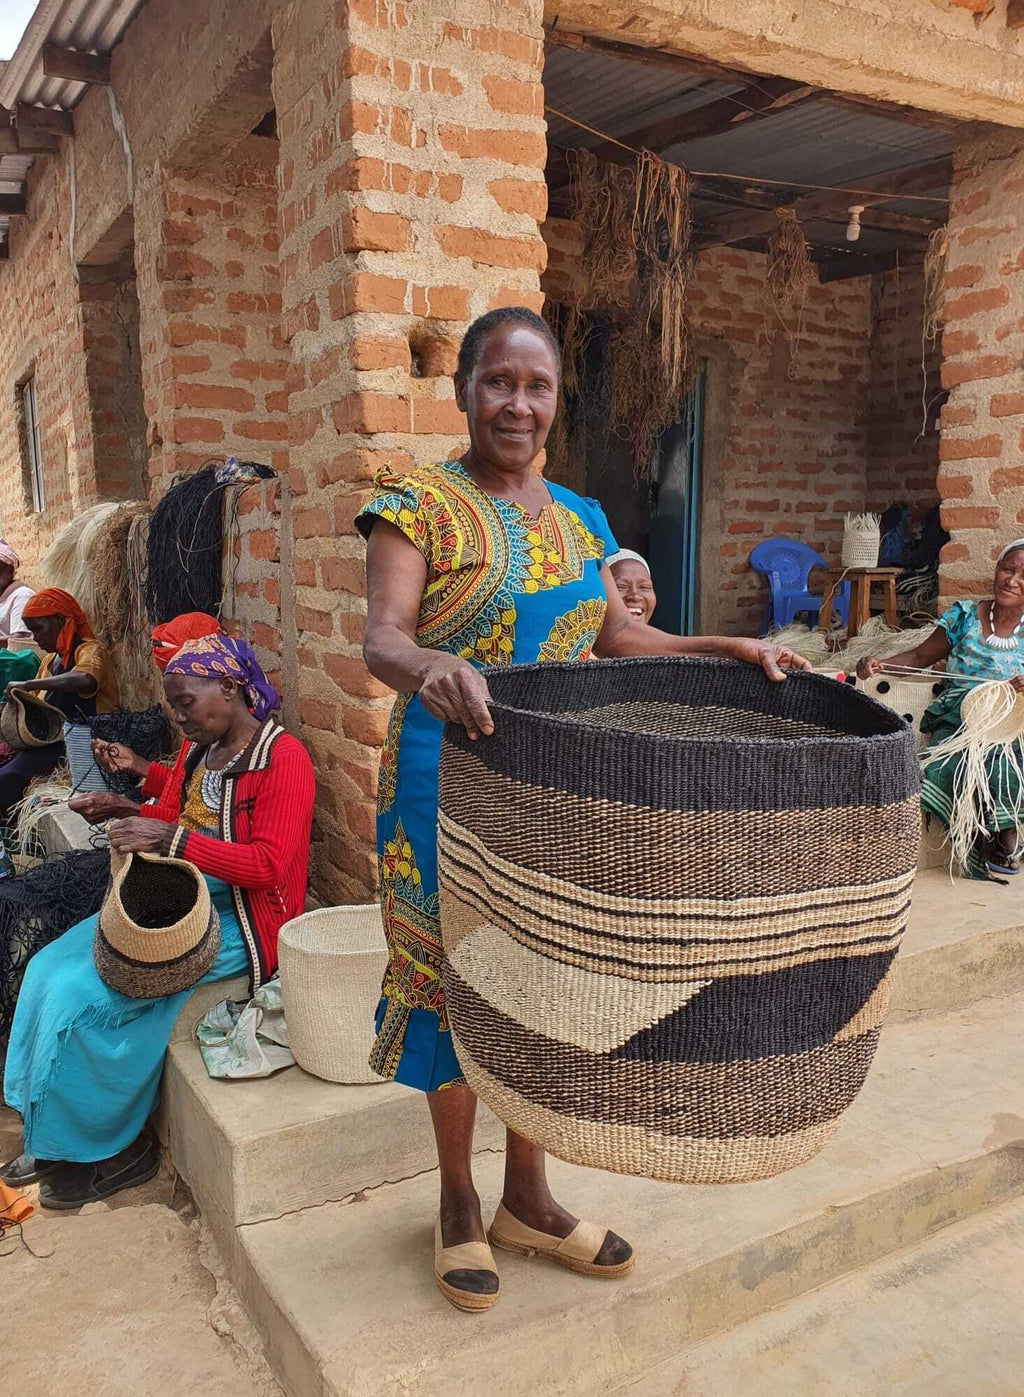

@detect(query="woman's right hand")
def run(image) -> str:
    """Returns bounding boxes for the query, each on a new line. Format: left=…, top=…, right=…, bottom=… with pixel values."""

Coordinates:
left=91, top=739, right=148, bottom=779
left=69, top=792, right=141, bottom=824
left=856, top=657, right=884, bottom=680
left=418, top=654, right=494, bottom=740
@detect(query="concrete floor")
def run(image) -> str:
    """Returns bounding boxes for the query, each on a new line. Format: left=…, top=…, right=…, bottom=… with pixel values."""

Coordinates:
left=1, top=1103, right=282, bottom=1397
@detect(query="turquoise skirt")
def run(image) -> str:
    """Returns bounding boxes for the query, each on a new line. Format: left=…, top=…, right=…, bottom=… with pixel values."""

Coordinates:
left=3, top=877, right=248, bottom=1163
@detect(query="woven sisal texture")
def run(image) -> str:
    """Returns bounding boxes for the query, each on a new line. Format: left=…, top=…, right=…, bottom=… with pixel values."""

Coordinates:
left=94, top=849, right=220, bottom=999
left=0, top=691, right=63, bottom=750
left=438, top=657, right=920, bottom=1184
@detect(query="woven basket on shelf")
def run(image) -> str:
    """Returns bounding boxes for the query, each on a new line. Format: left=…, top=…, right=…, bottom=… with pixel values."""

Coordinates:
left=94, top=848, right=220, bottom=998
left=841, top=512, right=881, bottom=569
left=0, top=690, right=63, bottom=750
left=437, top=657, right=920, bottom=1185
left=278, top=905, right=389, bottom=1083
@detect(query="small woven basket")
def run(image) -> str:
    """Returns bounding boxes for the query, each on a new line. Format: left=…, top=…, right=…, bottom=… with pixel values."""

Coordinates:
left=841, top=512, right=881, bottom=569
left=0, top=690, right=63, bottom=750
left=278, top=905, right=389, bottom=1083
left=438, top=657, right=920, bottom=1185
left=94, top=848, right=220, bottom=998
left=858, top=674, right=944, bottom=755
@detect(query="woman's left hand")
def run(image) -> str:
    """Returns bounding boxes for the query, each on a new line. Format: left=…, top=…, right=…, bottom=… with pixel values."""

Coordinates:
left=108, top=817, right=166, bottom=854
left=722, top=638, right=813, bottom=682
left=1011, top=675, right=1024, bottom=694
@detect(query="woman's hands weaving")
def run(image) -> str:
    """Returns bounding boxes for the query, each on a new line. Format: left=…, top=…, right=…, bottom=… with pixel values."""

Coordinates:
left=70, top=792, right=140, bottom=824
left=91, top=739, right=150, bottom=780
left=419, top=654, right=494, bottom=740
left=108, top=818, right=166, bottom=854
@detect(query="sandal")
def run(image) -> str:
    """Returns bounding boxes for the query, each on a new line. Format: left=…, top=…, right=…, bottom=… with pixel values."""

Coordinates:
left=984, top=837, right=1023, bottom=878
left=0, top=1153, right=63, bottom=1188
left=38, top=1132, right=159, bottom=1211
left=489, top=1202, right=635, bottom=1279
left=434, top=1216, right=500, bottom=1312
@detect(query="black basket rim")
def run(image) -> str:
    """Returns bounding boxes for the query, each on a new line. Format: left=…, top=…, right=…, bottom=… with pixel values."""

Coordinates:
left=477, top=655, right=912, bottom=753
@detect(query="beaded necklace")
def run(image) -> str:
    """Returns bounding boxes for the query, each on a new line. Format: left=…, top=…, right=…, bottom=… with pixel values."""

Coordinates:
left=984, top=602, right=1024, bottom=651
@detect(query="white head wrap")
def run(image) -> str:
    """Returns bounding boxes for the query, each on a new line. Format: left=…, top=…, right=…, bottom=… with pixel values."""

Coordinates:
left=997, top=539, right=1024, bottom=564
left=606, top=548, right=651, bottom=576
left=0, top=540, right=20, bottom=569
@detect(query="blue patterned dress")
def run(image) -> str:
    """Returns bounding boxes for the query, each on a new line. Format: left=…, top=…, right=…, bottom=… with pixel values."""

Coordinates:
left=356, top=461, right=618, bottom=1090
left=921, top=600, right=1024, bottom=878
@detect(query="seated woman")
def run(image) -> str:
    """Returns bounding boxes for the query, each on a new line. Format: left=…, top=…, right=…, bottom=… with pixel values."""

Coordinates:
left=0, top=540, right=34, bottom=642
left=0, top=633, right=314, bottom=1208
left=858, top=538, right=1024, bottom=879
left=0, top=589, right=117, bottom=820
left=607, top=549, right=657, bottom=625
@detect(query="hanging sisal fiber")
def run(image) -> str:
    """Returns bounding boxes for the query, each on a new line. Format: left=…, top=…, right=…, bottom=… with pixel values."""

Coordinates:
left=0, top=848, right=110, bottom=1045
left=145, top=459, right=275, bottom=626
left=764, top=207, right=814, bottom=348
left=92, top=502, right=159, bottom=710
left=39, top=503, right=120, bottom=627
left=922, top=679, right=1024, bottom=875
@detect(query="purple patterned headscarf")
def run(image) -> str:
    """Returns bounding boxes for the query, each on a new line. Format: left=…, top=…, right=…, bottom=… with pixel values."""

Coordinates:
left=164, top=634, right=281, bottom=721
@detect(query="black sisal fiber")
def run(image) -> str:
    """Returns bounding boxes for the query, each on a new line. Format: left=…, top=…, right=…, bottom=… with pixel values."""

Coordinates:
left=89, top=707, right=174, bottom=795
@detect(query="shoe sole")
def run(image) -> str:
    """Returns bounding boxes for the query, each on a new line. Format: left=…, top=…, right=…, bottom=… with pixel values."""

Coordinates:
left=38, top=1156, right=160, bottom=1211
left=0, top=1163, right=62, bottom=1188
left=435, top=1273, right=501, bottom=1312
left=489, top=1229, right=636, bottom=1279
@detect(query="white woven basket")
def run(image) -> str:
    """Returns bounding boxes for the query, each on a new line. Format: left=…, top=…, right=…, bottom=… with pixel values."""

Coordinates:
left=277, top=905, right=389, bottom=1084
left=841, top=513, right=881, bottom=569
left=858, top=674, right=943, bottom=755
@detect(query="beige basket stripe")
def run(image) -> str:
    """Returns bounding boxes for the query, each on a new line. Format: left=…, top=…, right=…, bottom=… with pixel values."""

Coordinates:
left=440, top=813, right=913, bottom=933
left=448, top=922, right=711, bottom=1053
left=570, top=701, right=833, bottom=740
left=458, top=1055, right=845, bottom=1184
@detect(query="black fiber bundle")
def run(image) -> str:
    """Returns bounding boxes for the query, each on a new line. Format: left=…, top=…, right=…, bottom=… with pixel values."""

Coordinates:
left=0, top=849, right=110, bottom=1046
left=89, top=707, right=175, bottom=795
left=145, top=459, right=275, bottom=625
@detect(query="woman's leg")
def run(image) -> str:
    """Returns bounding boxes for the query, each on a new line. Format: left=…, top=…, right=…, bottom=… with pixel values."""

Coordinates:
left=429, top=1083, right=498, bottom=1298
left=500, top=1129, right=633, bottom=1267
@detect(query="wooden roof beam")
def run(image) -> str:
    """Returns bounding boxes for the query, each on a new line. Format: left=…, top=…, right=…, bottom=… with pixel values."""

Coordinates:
left=42, top=43, right=111, bottom=86
left=16, top=102, right=74, bottom=140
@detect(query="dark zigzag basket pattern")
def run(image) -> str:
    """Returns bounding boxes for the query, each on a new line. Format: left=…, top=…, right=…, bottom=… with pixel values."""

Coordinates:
left=438, top=657, right=921, bottom=1184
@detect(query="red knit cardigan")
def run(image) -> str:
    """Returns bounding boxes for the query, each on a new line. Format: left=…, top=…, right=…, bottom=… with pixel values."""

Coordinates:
left=138, top=718, right=315, bottom=991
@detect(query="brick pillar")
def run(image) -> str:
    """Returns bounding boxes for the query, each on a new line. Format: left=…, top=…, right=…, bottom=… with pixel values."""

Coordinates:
left=272, top=0, right=548, bottom=901
left=939, top=125, right=1024, bottom=600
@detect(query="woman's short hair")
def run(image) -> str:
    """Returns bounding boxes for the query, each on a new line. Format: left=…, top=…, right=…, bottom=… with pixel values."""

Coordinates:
left=456, top=307, right=561, bottom=380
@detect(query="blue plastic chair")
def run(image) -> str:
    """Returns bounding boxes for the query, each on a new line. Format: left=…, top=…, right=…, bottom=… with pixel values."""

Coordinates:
left=749, top=537, right=850, bottom=636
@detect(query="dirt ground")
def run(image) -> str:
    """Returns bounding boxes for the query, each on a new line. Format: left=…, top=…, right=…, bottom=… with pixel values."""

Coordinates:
left=1, top=1103, right=282, bottom=1397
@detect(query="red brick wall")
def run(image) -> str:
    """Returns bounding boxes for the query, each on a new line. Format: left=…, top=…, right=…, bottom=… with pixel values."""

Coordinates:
left=272, top=0, right=548, bottom=899
left=543, top=218, right=874, bottom=635
left=80, top=272, right=148, bottom=501
left=939, top=124, right=1024, bottom=600
left=866, top=264, right=941, bottom=520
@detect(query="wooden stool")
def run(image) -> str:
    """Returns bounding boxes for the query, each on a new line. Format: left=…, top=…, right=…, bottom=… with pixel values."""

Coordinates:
left=819, top=567, right=900, bottom=638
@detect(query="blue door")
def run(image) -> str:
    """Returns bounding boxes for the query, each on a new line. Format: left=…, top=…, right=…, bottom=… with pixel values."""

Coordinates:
left=648, top=368, right=705, bottom=636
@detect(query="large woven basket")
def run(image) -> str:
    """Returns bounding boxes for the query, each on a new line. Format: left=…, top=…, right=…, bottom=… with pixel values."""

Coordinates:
left=0, top=690, right=63, bottom=750
left=94, top=848, right=220, bottom=998
left=858, top=673, right=945, bottom=756
left=438, top=657, right=920, bottom=1184
left=278, top=905, right=389, bottom=1083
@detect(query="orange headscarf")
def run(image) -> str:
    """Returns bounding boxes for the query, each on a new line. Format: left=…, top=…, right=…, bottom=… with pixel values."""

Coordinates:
left=151, top=612, right=223, bottom=670
left=22, top=588, right=96, bottom=667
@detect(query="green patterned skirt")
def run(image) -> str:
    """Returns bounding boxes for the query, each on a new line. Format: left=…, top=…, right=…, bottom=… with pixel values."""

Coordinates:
left=921, top=685, right=1023, bottom=879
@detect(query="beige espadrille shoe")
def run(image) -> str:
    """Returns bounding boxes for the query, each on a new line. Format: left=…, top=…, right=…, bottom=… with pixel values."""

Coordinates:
left=488, top=1202, right=635, bottom=1278
left=434, top=1216, right=501, bottom=1312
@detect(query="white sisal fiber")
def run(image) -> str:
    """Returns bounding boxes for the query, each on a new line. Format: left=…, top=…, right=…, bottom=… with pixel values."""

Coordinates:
left=11, top=769, right=73, bottom=872
left=923, top=679, right=1024, bottom=874
left=766, top=623, right=831, bottom=668
left=39, top=503, right=119, bottom=626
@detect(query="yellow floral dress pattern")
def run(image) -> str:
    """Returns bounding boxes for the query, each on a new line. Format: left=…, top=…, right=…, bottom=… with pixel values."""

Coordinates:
left=356, top=459, right=618, bottom=1091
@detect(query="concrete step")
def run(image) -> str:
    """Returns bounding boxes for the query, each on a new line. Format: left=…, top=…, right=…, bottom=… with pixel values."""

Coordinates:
left=230, top=992, right=1024, bottom=1397
left=634, top=1194, right=1024, bottom=1396
left=159, top=867, right=1024, bottom=1260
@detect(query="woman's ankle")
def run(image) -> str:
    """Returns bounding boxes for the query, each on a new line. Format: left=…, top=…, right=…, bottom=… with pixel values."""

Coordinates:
left=438, top=1187, right=484, bottom=1244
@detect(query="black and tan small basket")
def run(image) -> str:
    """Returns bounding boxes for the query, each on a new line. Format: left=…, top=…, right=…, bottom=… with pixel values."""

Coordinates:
left=438, top=656, right=920, bottom=1186
left=93, top=848, right=221, bottom=999
left=0, top=689, right=63, bottom=750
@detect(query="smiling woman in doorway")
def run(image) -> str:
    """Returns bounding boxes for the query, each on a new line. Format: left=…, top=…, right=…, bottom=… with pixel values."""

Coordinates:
left=357, top=305, right=809, bottom=1312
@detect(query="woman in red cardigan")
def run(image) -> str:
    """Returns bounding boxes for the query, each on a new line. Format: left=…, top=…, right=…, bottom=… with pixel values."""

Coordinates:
left=1, top=632, right=314, bottom=1209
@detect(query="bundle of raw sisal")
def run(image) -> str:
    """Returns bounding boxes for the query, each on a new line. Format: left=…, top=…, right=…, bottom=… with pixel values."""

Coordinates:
left=39, top=503, right=120, bottom=627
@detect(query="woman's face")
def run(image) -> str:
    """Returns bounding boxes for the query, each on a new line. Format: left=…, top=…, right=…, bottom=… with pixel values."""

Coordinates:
left=994, top=549, right=1024, bottom=609
left=163, top=673, right=238, bottom=744
left=454, top=325, right=559, bottom=474
left=25, top=615, right=61, bottom=653
left=612, top=560, right=657, bottom=624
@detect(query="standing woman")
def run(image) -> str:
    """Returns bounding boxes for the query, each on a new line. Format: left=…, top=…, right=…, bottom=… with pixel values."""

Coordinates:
left=357, top=306, right=808, bottom=1311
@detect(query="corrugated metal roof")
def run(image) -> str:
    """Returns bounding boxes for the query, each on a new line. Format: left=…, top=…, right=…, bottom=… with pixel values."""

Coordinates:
left=0, top=0, right=146, bottom=250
